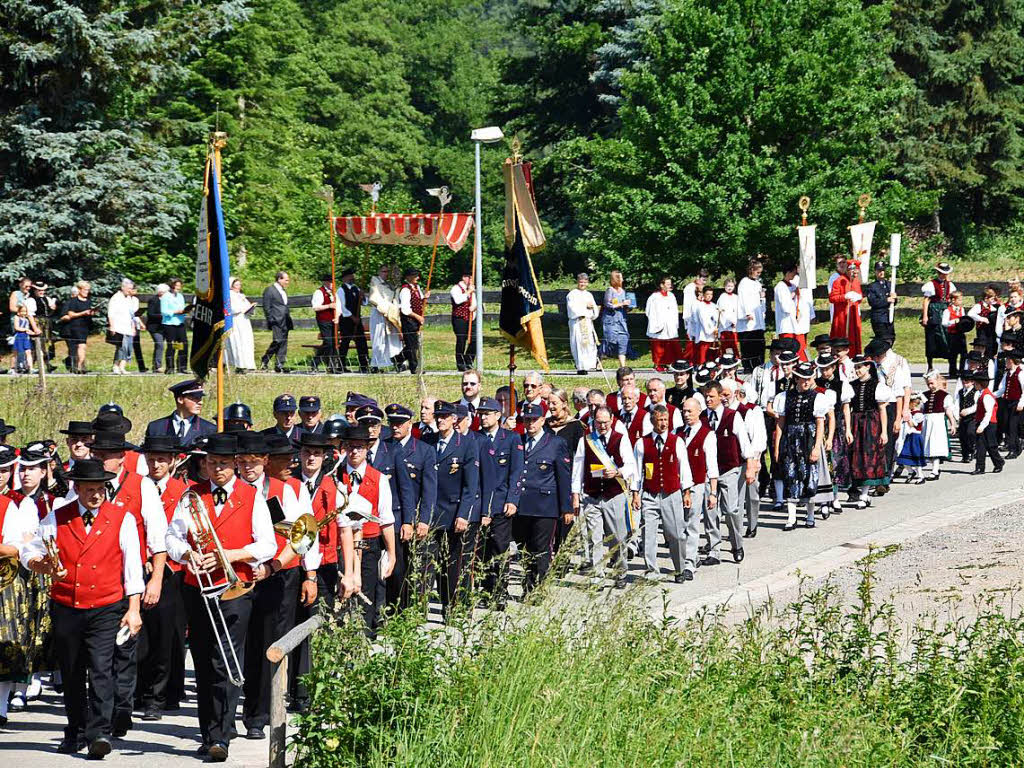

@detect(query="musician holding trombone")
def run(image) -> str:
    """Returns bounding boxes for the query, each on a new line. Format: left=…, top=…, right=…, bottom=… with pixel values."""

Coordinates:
left=164, top=432, right=276, bottom=763
left=21, top=459, right=145, bottom=759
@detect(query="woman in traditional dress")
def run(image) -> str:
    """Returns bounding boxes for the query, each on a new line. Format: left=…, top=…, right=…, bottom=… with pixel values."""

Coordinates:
left=601, top=270, right=632, bottom=369
left=848, top=355, right=893, bottom=509
left=224, top=276, right=256, bottom=372
left=921, top=371, right=956, bottom=479
left=921, top=261, right=956, bottom=374
left=815, top=353, right=852, bottom=516
left=772, top=361, right=830, bottom=531
left=894, top=393, right=927, bottom=483
left=369, top=264, right=403, bottom=370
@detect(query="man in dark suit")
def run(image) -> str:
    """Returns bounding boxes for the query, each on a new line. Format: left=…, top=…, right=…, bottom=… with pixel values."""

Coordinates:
left=514, top=403, right=572, bottom=594
left=475, top=397, right=524, bottom=608
left=383, top=404, right=437, bottom=609
left=144, top=380, right=217, bottom=447
left=419, top=401, right=480, bottom=618
left=338, top=266, right=370, bottom=373
left=260, top=271, right=293, bottom=372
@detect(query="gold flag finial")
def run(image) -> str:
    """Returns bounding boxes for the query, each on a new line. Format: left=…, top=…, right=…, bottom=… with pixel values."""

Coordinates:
left=510, top=136, right=523, bottom=163
left=798, top=195, right=811, bottom=226
left=857, top=193, right=872, bottom=223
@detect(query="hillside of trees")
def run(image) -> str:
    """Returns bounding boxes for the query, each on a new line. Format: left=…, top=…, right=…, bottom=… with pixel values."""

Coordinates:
left=2, top=0, right=1023, bottom=292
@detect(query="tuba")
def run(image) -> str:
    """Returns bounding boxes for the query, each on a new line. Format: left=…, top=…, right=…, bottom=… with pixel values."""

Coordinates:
left=182, top=489, right=250, bottom=686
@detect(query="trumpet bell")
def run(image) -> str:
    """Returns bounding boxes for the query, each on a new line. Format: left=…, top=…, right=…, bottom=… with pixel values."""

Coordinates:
left=274, top=513, right=319, bottom=557
left=221, top=579, right=256, bottom=601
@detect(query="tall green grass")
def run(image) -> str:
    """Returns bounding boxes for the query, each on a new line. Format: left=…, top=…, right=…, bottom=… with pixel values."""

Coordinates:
left=293, top=551, right=1024, bottom=767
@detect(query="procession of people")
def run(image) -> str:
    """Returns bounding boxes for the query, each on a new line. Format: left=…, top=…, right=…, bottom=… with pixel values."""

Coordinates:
left=1, top=254, right=1023, bottom=761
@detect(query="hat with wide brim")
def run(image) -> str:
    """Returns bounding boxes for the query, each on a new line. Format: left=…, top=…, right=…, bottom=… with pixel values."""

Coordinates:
left=0, top=419, right=16, bottom=437
left=66, top=459, right=117, bottom=483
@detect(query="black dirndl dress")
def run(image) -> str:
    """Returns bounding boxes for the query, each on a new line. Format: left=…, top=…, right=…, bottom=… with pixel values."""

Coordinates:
left=849, top=379, right=887, bottom=485
left=924, top=279, right=953, bottom=360
left=778, top=390, right=821, bottom=501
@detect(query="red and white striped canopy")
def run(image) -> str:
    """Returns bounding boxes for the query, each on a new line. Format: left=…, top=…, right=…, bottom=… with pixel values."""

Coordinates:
left=333, top=213, right=474, bottom=252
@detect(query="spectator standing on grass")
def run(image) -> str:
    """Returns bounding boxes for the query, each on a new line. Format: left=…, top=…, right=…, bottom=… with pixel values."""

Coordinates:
left=146, top=284, right=167, bottom=373
left=59, top=280, right=94, bottom=374
left=128, top=282, right=147, bottom=373
left=31, top=282, right=58, bottom=371
left=11, top=304, right=39, bottom=373
left=602, top=270, right=632, bottom=369
left=7, top=277, right=31, bottom=314
left=225, top=277, right=257, bottom=372
left=260, top=271, right=293, bottom=373
left=107, top=278, right=138, bottom=375
left=160, top=278, right=189, bottom=374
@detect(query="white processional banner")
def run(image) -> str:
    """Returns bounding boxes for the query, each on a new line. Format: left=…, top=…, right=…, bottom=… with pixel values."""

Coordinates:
left=797, top=224, right=816, bottom=290
left=849, top=221, right=876, bottom=283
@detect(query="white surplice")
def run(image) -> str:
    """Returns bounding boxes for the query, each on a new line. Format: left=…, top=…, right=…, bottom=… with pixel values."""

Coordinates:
left=566, top=288, right=601, bottom=370
left=368, top=276, right=403, bottom=368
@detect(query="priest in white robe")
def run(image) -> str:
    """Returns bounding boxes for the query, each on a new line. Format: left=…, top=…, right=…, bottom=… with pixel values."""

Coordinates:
left=645, top=276, right=683, bottom=371
left=567, top=273, right=601, bottom=373
left=368, top=264, right=403, bottom=369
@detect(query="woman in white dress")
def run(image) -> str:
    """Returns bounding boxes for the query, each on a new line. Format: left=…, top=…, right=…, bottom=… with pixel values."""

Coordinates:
left=225, top=276, right=256, bottom=371
left=369, top=264, right=403, bottom=369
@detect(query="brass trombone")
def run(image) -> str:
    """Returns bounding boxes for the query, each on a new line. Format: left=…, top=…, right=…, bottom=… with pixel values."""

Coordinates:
left=182, top=489, right=251, bottom=686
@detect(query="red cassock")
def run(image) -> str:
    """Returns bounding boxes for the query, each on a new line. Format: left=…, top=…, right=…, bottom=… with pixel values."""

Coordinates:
left=829, top=275, right=863, bottom=356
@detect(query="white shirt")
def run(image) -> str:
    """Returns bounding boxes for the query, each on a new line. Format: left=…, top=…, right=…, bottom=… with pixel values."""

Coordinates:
left=681, top=283, right=700, bottom=330
left=955, top=384, right=977, bottom=416
left=876, top=351, right=912, bottom=403
left=736, top=277, right=765, bottom=332
left=300, top=473, right=356, bottom=529
left=633, top=430, right=693, bottom=492
left=450, top=281, right=476, bottom=315
left=736, top=403, right=768, bottom=454
left=311, top=285, right=335, bottom=312
left=3, top=495, right=35, bottom=553
left=679, top=421, right=719, bottom=480
left=570, top=430, right=639, bottom=494
left=774, top=281, right=807, bottom=335
left=921, top=279, right=957, bottom=297
left=771, top=392, right=833, bottom=422
left=342, top=461, right=395, bottom=526
left=693, top=300, right=719, bottom=343
left=716, top=292, right=739, bottom=333
left=109, top=469, right=167, bottom=557
left=640, top=401, right=683, bottom=435
left=398, top=286, right=420, bottom=317
left=645, top=291, right=680, bottom=339
left=21, top=501, right=145, bottom=596
left=251, top=475, right=321, bottom=571
left=107, top=290, right=138, bottom=336
left=164, top=475, right=277, bottom=566
left=275, top=282, right=289, bottom=305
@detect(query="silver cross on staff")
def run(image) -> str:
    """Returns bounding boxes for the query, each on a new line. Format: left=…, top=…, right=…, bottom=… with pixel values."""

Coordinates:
left=357, top=181, right=382, bottom=205
left=426, top=185, right=452, bottom=208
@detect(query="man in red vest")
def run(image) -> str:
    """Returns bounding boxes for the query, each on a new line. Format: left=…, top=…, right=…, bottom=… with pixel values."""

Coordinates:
left=310, top=273, right=340, bottom=372
left=87, top=430, right=167, bottom=737
left=571, top=405, right=639, bottom=589
left=634, top=405, right=693, bottom=583
left=398, top=267, right=426, bottom=374
left=970, top=369, right=1006, bottom=475
left=450, top=267, right=476, bottom=371
left=616, top=385, right=646, bottom=446
left=135, top=435, right=189, bottom=718
left=23, top=459, right=144, bottom=759
left=165, top=432, right=276, bottom=763
left=678, top=398, right=718, bottom=580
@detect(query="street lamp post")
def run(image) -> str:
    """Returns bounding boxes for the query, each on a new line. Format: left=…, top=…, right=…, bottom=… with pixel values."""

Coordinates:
left=470, top=126, right=503, bottom=373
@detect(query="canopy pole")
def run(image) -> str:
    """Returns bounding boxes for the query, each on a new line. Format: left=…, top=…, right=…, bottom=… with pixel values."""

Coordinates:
left=474, top=141, right=484, bottom=373
left=217, top=347, right=224, bottom=432
left=508, top=344, right=517, bottom=419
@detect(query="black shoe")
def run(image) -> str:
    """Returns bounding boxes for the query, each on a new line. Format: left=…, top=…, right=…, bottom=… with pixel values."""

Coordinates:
left=577, top=370, right=587, bottom=375
left=141, top=708, right=162, bottom=722
left=733, top=547, right=744, bottom=563
left=112, top=710, right=132, bottom=737
left=57, top=735, right=87, bottom=753
left=87, top=736, right=112, bottom=759
left=783, top=522, right=797, bottom=532
left=245, top=726, right=265, bottom=740
left=683, top=569, right=694, bottom=581
left=698, top=544, right=710, bottom=556
left=195, top=742, right=211, bottom=757
left=700, top=556, right=721, bottom=567
left=286, top=699, right=308, bottom=714
left=208, top=741, right=229, bottom=762
left=994, top=465, right=1004, bottom=473
left=613, top=576, right=628, bottom=589
left=674, top=573, right=685, bottom=583
left=163, top=701, right=180, bottom=711
left=805, top=519, right=816, bottom=529
left=970, top=469, right=985, bottom=475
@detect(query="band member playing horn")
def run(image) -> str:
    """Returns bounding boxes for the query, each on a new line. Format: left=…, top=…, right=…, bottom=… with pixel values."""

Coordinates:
left=22, top=459, right=144, bottom=759
left=165, top=433, right=276, bottom=763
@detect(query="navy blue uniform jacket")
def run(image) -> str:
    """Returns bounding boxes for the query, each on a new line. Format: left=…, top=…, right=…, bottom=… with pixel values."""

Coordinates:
left=478, top=427, right=524, bottom=518
left=393, top=436, right=438, bottom=527
left=422, top=431, right=481, bottom=528
left=145, top=413, right=216, bottom=446
left=515, top=431, right=571, bottom=519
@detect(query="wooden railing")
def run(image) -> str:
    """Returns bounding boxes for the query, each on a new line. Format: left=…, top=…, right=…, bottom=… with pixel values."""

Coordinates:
left=265, top=614, right=323, bottom=768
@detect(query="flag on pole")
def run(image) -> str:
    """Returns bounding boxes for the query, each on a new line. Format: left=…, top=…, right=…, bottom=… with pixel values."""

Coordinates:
left=499, top=159, right=549, bottom=371
left=190, top=150, right=233, bottom=379
left=849, top=221, right=876, bottom=283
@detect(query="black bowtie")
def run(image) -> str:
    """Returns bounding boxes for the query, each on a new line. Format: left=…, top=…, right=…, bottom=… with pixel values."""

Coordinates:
left=212, top=487, right=228, bottom=506
left=306, top=480, right=315, bottom=494
left=82, top=510, right=95, bottom=528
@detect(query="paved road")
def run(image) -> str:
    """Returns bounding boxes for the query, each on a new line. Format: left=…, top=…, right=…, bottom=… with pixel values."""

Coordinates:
left=2, top=449, right=1020, bottom=766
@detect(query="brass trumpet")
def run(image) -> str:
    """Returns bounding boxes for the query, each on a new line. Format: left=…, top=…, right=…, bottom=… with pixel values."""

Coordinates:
left=273, top=488, right=352, bottom=558
left=43, top=537, right=66, bottom=578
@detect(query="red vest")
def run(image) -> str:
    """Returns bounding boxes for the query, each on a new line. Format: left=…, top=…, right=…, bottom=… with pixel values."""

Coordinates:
left=182, top=480, right=257, bottom=589
left=705, top=409, right=742, bottom=473
left=619, top=408, right=646, bottom=445
left=124, top=450, right=146, bottom=476
left=681, top=424, right=713, bottom=485
left=308, top=475, right=340, bottom=565
left=50, top=500, right=130, bottom=609
left=581, top=432, right=626, bottom=500
left=607, top=391, right=648, bottom=414
left=339, top=464, right=382, bottom=538
left=111, top=470, right=147, bottom=557
left=923, top=390, right=949, bottom=415
left=975, top=390, right=999, bottom=424
left=452, top=282, right=472, bottom=321
left=263, top=476, right=300, bottom=570
left=159, top=476, right=189, bottom=572
left=641, top=433, right=682, bottom=495
left=947, top=304, right=965, bottom=333
left=3, top=489, right=25, bottom=508
left=315, top=285, right=335, bottom=323
left=930, top=279, right=953, bottom=302
left=403, top=284, right=424, bottom=316
left=1006, top=368, right=1023, bottom=401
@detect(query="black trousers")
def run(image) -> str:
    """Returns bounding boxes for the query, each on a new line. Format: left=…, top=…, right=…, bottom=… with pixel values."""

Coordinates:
left=52, top=599, right=123, bottom=742
left=314, top=320, right=339, bottom=371
left=358, top=537, right=383, bottom=636
left=166, top=569, right=188, bottom=706
left=452, top=316, right=474, bottom=371
left=183, top=585, right=252, bottom=745
left=385, top=538, right=409, bottom=610
left=162, top=324, right=188, bottom=372
left=442, top=523, right=480, bottom=615
left=400, top=317, right=421, bottom=374
left=975, top=423, right=1005, bottom=472
left=261, top=323, right=289, bottom=368
left=512, top=516, right=557, bottom=595
left=998, top=400, right=1021, bottom=454
left=958, top=420, right=977, bottom=462
left=137, top=565, right=182, bottom=710
left=481, top=513, right=513, bottom=598
left=113, top=623, right=139, bottom=725
left=290, top=562, right=338, bottom=705
left=242, top=568, right=300, bottom=731
left=339, top=317, right=370, bottom=370
left=132, top=332, right=147, bottom=372
left=870, top=319, right=896, bottom=345
left=738, top=330, right=765, bottom=373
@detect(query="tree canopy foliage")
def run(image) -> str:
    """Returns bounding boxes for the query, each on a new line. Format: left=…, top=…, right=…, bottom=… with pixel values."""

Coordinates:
left=2, top=0, right=1023, bottom=291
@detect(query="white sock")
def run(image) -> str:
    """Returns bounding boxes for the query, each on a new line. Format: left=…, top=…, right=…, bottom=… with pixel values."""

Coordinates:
left=786, top=501, right=796, bottom=526
left=932, top=458, right=941, bottom=475
left=26, top=674, right=41, bottom=698
left=860, top=489, right=869, bottom=501
left=0, top=682, right=11, bottom=717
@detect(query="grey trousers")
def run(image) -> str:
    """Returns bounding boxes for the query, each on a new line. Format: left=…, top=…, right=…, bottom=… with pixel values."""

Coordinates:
left=581, top=494, right=629, bottom=576
left=742, top=471, right=760, bottom=532
left=642, top=490, right=686, bottom=574
left=704, top=466, right=743, bottom=556
left=683, top=485, right=704, bottom=571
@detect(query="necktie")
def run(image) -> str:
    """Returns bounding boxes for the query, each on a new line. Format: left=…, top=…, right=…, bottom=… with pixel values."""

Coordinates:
left=683, top=426, right=691, bottom=440
left=350, top=471, right=361, bottom=486
left=306, top=480, right=315, bottom=495
left=176, top=419, right=185, bottom=438
left=655, top=434, right=664, bottom=452
left=526, top=438, right=535, bottom=454
left=367, top=449, right=374, bottom=466
left=599, top=434, right=607, bottom=449
left=105, top=481, right=116, bottom=500
left=709, top=411, right=718, bottom=430
left=213, top=487, right=227, bottom=506
left=82, top=510, right=94, bottom=528
left=437, top=440, right=446, bottom=455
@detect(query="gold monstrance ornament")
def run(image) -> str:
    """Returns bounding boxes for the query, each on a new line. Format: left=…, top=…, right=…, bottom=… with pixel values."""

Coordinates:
left=798, top=195, right=811, bottom=226
left=857, top=193, right=872, bottom=223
